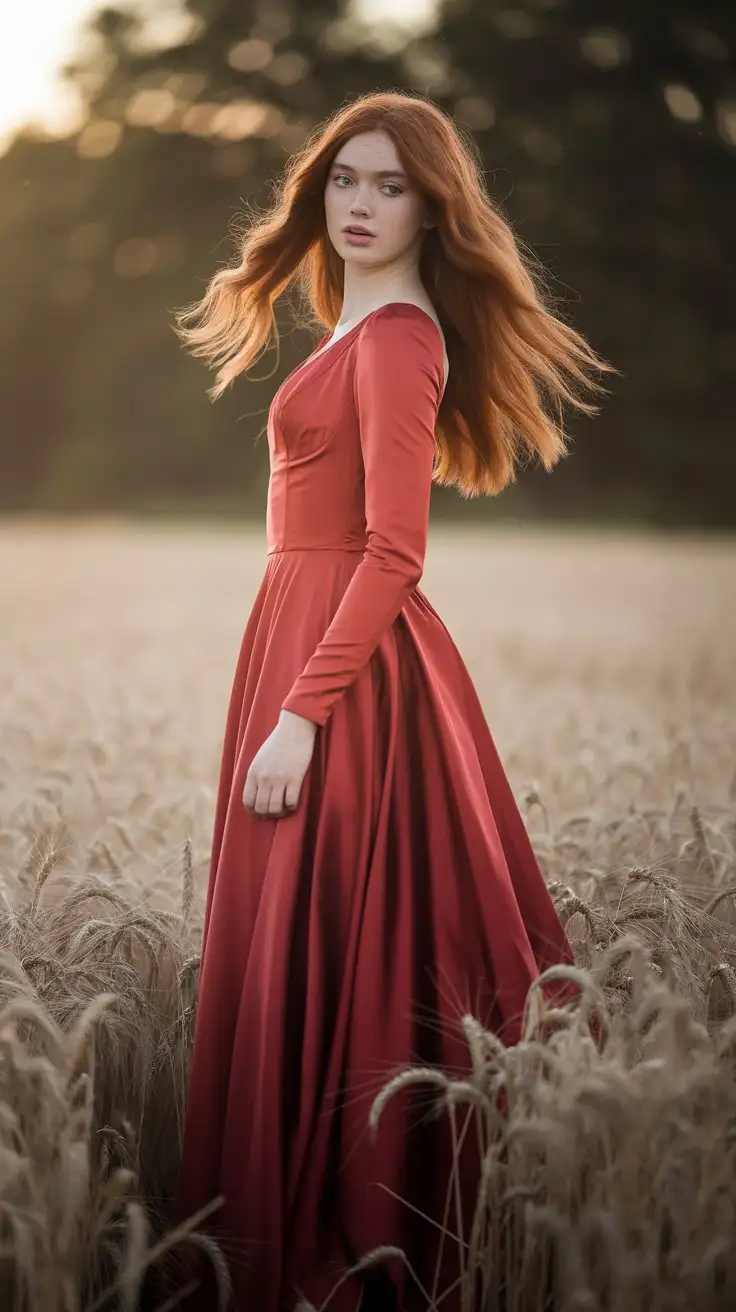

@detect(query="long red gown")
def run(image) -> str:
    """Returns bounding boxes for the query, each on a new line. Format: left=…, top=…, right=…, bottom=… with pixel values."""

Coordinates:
left=173, top=303, right=574, bottom=1311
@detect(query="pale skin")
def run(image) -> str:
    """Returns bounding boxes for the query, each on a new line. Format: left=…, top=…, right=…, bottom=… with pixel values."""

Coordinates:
left=243, top=129, right=447, bottom=819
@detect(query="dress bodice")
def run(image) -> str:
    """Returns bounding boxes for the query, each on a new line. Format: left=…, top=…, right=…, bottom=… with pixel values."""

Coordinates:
left=265, top=303, right=444, bottom=557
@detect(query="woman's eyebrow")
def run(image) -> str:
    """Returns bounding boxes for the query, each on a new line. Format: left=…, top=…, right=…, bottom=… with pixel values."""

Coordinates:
left=332, top=161, right=408, bottom=180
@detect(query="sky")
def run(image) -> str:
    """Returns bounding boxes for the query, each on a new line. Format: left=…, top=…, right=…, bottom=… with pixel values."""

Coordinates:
left=0, top=0, right=436, bottom=145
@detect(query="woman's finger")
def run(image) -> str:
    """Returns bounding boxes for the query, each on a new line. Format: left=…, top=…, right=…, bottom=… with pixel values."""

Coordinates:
left=268, top=784, right=286, bottom=816
left=284, top=781, right=300, bottom=812
left=242, top=772, right=256, bottom=812
left=255, top=783, right=274, bottom=816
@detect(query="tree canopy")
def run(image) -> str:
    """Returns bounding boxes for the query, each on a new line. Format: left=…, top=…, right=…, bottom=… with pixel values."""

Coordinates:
left=1, top=0, right=733, bottom=525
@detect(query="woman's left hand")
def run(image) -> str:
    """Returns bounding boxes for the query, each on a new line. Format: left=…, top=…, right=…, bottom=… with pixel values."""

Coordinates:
left=242, top=710, right=318, bottom=818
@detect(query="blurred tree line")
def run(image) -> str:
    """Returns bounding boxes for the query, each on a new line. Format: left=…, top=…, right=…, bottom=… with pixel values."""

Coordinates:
left=0, top=0, right=733, bottom=526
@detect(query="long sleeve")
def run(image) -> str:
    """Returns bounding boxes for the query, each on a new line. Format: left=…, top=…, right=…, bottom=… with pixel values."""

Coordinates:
left=280, top=308, right=444, bottom=728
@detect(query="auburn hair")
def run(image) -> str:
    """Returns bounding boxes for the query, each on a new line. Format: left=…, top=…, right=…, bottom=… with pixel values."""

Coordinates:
left=175, top=90, right=617, bottom=498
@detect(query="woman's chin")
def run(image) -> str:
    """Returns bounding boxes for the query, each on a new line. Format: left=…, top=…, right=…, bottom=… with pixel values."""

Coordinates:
left=341, top=243, right=381, bottom=261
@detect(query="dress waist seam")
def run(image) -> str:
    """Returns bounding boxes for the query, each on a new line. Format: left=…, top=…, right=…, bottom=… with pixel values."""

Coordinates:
left=267, top=546, right=366, bottom=556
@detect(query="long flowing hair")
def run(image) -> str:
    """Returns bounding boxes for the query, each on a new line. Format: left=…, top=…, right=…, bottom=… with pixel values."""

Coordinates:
left=175, top=90, right=617, bottom=498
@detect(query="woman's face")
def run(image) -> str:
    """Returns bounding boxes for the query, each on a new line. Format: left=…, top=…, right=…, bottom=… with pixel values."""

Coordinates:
left=324, top=129, right=432, bottom=268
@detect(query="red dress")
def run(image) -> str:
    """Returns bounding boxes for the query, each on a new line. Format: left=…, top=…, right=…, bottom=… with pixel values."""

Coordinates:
left=174, top=303, right=573, bottom=1311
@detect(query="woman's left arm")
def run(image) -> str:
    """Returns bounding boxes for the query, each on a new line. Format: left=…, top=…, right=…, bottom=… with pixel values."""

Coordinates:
left=280, top=308, right=444, bottom=729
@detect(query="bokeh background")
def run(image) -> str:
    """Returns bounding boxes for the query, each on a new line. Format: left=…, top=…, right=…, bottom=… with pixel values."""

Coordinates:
left=1, top=0, right=734, bottom=528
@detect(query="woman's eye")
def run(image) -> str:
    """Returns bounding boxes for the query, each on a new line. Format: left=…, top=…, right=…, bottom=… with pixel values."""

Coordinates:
left=332, top=175, right=402, bottom=195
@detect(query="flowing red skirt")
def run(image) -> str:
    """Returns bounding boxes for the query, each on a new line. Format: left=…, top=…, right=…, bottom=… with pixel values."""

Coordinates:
left=172, top=549, right=574, bottom=1312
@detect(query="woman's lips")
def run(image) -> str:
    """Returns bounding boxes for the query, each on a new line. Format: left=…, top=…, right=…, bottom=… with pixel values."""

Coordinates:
left=344, top=230, right=375, bottom=246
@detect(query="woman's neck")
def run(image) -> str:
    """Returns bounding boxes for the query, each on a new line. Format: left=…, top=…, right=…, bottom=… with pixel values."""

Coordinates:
left=336, top=258, right=425, bottom=329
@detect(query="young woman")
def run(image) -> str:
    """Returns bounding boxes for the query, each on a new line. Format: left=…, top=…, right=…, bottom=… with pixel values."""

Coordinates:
left=172, top=90, right=612, bottom=1312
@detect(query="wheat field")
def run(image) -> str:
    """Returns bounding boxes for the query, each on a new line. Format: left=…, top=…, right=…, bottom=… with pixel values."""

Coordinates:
left=1, top=520, right=735, bottom=1312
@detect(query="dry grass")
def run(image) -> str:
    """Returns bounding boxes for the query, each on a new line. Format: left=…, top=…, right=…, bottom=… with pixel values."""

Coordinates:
left=0, top=520, right=735, bottom=1311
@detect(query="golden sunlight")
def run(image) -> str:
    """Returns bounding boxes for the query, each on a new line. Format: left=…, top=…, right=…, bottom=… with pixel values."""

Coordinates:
left=0, top=0, right=438, bottom=152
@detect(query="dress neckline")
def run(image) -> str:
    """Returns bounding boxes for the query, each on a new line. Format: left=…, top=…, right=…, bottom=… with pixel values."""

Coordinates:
left=286, top=301, right=443, bottom=391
